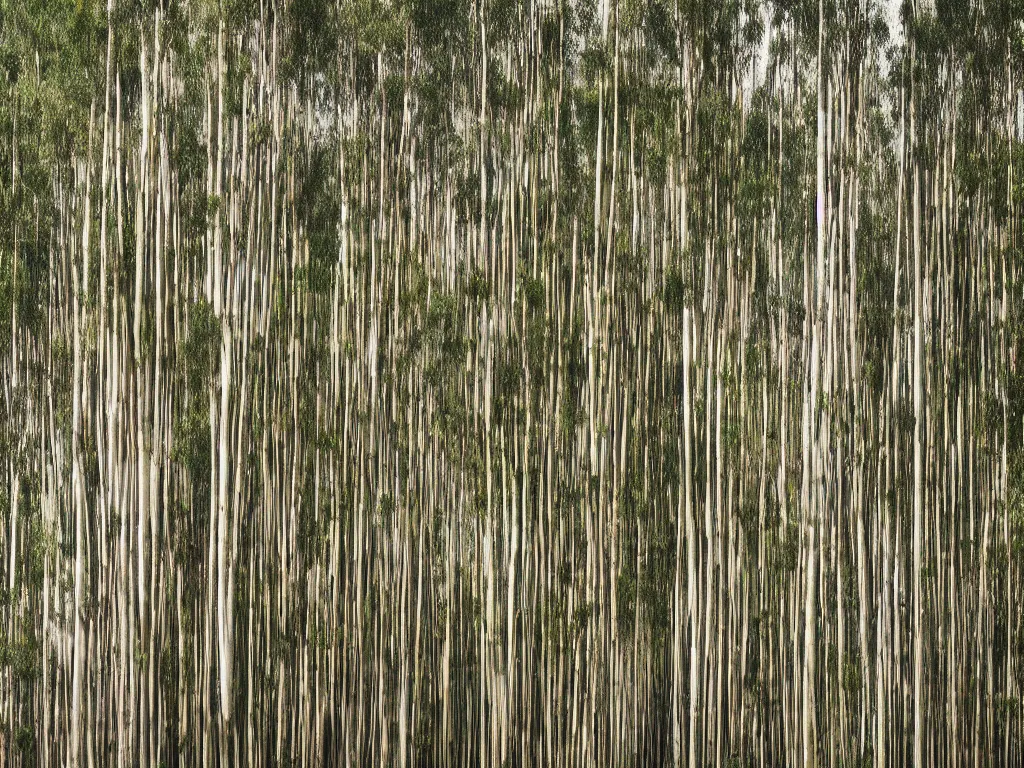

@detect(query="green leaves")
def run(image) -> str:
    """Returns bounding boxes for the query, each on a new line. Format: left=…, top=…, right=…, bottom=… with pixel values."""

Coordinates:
left=182, top=298, right=221, bottom=390
left=334, top=0, right=406, bottom=98
left=663, top=265, right=691, bottom=317
left=408, top=0, right=469, bottom=51
left=645, top=0, right=678, bottom=61
left=738, top=107, right=774, bottom=219
left=425, top=292, right=466, bottom=381
left=288, top=0, right=341, bottom=93
left=172, top=402, right=211, bottom=492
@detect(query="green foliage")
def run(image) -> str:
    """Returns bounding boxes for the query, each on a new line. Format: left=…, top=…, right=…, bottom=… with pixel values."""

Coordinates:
left=616, top=563, right=637, bottom=638
left=616, top=469, right=644, bottom=638
left=562, top=311, right=586, bottom=396
left=492, top=355, right=521, bottom=428
left=0, top=259, right=12, bottom=352
left=182, top=298, right=220, bottom=390
left=298, top=340, right=328, bottom=435
left=172, top=403, right=211, bottom=492
left=857, top=199, right=896, bottom=395
left=556, top=96, right=587, bottom=218
left=170, top=499, right=206, bottom=628
left=1007, top=364, right=1024, bottom=455
left=616, top=235, right=646, bottom=297
left=644, top=0, right=678, bottom=61
left=20, top=485, right=48, bottom=591
left=639, top=517, right=675, bottom=647
left=425, top=292, right=466, bottom=387
left=453, top=169, right=481, bottom=223
left=0, top=630, right=39, bottom=682
left=663, top=265, right=689, bottom=317
left=334, top=0, right=405, bottom=100
left=519, top=269, right=549, bottom=389
left=408, top=0, right=470, bottom=52
left=14, top=723, right=35, bottom=758
left=768, top=519, right=800, bottom=582
left=842, top=657, right=862, bottom=696
left=1008, top=452, right=1024, bottom=564
left=467, top=268, right=490, bottom=304
left=50, top=333, right=72, bottom=435
left=693, top=86, right=738, bottom=180
left=738, top=106, right=774, bottom=219
left=413, top=68, right=461, bottom=154
left=570, top=600, right=593, bottom=639
left=377, top=493, right=395, bottom=527
left=488, top=61, right=524, bottom=114
left=579, top=41, right=611, bottom=85
left=521, top=271, right=545, bottom=313
left=224, top=48, right=253, bottom=120
left=737, top=499, right=759, bottom=547
left=1, top=0, right=102, bottom=156
left=0, top=241, right=49, bottom=340
left=298, top=462, right=334, bottom=566
left=287, top=0, right=341, bottom=94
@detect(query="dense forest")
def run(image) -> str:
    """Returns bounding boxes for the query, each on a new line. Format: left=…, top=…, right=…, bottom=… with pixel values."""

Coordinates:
left=0, top=0, right=1022, bottom=764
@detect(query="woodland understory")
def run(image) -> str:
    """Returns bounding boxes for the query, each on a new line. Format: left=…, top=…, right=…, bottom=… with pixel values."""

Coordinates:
left=1, top=0, right=1024, bottom=765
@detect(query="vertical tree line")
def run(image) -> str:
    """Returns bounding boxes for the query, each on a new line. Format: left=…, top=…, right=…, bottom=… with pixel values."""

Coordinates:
left=0, top=0, right=1022, bottom=765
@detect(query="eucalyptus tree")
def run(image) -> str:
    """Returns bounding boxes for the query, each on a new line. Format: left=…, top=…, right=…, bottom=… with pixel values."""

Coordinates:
left=0, top=0, right=1022, bottom=766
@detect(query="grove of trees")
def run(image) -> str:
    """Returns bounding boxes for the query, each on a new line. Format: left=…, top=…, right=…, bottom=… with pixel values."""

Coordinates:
left=1, top=0, right=1023, bottom=765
